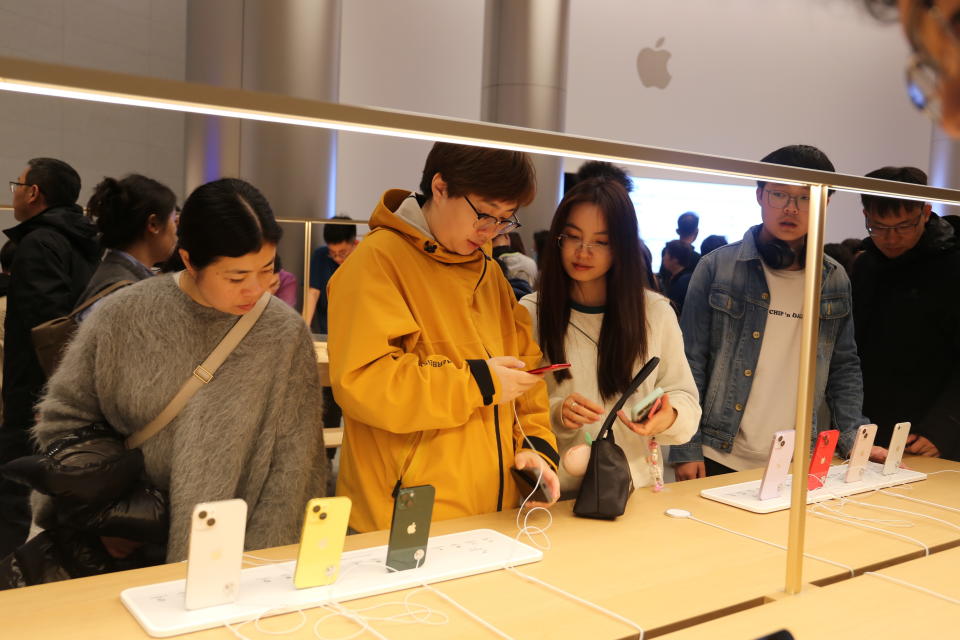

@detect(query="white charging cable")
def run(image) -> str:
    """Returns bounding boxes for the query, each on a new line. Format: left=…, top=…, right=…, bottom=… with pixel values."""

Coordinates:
left=505, top=404, right=647, bottom=639
left=878, top=489, right=960, bottom=515
left=863, top=571, right=960, bottom=605
left=663, top=507, right=855, bottom=577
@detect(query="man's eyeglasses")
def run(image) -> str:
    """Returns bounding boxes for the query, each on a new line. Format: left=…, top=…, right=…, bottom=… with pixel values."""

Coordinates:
left=763, top=189, right=811, bottom=211
left=557, top=233, right=610, bottom=254
left=865, top=215, right=924, bottom=237
left=8, top=181, right=28, bottom=193
left=464, top=195, right=521, bottom=234
left=904, top=2, right=960, bottom=119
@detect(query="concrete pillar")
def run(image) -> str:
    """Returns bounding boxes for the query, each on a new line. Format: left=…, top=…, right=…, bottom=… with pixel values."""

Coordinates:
left=185, top=0, right=341, bottom=309
left=929, top=125, right=960, bottom=216
left=482, top=0, right=570, bottom=250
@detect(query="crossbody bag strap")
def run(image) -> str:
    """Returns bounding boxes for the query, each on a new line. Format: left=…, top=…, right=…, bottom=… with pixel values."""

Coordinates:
left=595, top=356, right=661, bottom=440
left=125, top=290, right=272, bottom=449
left=70, top=280, right=135, bottom=317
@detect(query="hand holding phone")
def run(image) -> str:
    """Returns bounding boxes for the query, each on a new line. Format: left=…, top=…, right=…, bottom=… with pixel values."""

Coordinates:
left=632, top=387, right=665, bottom=423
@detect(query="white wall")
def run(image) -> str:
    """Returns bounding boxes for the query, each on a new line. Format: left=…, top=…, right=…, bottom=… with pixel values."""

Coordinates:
left=0, top=0, right=186, bottom=213
left=563, top=0, right=933, bottom=244
left=336, top=0, right=485, bottom=226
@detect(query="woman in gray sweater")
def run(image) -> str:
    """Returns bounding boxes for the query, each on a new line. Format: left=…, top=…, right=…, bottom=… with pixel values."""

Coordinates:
left=33, top=178, right=327, bottom=562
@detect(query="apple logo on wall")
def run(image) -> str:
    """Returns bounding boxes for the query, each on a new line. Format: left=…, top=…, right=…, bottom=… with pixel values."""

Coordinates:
left=637, top=37, right=672, bottom=89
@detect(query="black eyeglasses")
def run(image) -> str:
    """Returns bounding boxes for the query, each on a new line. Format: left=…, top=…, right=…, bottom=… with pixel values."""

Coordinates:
left=865, top=214, right=924, bottom=237
left=8, top=181, right=29, bottom=193
left=464, top=195, right=521, bottom=234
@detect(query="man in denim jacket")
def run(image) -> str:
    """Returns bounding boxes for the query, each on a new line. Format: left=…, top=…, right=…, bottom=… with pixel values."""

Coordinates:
left=670, top=145, right=883, bottom=480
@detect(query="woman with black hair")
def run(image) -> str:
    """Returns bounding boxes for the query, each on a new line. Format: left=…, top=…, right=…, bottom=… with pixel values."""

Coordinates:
left=519, top=178, right=700, bottom=495
left=29, top=178, right=327, bottom=565
left=76, top=174, right=178, bottom=315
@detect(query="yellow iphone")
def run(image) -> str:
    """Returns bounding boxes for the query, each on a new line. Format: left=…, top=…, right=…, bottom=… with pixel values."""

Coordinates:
left=293, top=496, right=351, bottom=589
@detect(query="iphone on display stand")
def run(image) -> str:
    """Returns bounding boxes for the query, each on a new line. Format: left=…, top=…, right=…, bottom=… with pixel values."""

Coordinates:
left=758, top=429, right=795, bottom=500
left=386, top=485, right=435, bottom=572
left=807, top=429, right=839, bottom=490
left=845, top=423, right=877, bottom=483
left=883, top=422, right=912, bottom=475
left=185, top=499, right=247, bottom=610
left=294, top=497, right=352, bottom=589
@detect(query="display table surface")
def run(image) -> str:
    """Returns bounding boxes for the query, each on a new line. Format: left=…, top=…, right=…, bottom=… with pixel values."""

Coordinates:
left=660, top=544, right=960, bottom=640
left=2, top=456, right=957, bottom=639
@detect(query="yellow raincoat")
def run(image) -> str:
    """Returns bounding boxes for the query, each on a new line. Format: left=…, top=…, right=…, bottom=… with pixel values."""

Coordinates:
left=328, top=189, right=559, bottom=532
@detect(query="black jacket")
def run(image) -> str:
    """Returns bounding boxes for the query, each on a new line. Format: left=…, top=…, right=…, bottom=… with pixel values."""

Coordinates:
left=851, top=215, right=960, bottom=461
left=1, top=205, right=99, bottom=461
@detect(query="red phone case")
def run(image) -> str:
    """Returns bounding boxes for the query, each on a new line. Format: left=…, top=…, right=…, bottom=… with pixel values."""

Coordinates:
left=527, top=363, right=571, bottom=375
left=808, top=429, right=839, bottom=490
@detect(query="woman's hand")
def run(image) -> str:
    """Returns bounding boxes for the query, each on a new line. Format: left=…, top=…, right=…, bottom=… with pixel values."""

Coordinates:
left=487, top=357, right=540, bottom=404
left=559, top=393, right=604, bottom=430
left=617, top=393, right=677, bottom=437
left=514, top=451, right=560, bottom=507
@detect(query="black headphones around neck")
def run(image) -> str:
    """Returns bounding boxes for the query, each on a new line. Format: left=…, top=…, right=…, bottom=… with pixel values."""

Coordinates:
left=753, top=226, right=805, bottom=270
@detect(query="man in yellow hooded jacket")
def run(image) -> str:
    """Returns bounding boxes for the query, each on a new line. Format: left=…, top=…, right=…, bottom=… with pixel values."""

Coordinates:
left=328, top=143, right=561, bottom=533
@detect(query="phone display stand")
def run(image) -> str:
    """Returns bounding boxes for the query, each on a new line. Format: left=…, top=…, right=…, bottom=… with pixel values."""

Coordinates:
left=700, top=462, right=927, bottom=514
left=121, top=528, right=542, bottom=637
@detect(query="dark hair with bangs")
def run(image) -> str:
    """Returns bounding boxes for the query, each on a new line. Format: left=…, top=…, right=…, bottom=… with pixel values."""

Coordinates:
left=536, top=178, right=649, bottom=401
left=860, top=166, right=927, bottom=217
left=178, top=178, right=282, bottom=270
left=419, top=142, right=536, bottom=206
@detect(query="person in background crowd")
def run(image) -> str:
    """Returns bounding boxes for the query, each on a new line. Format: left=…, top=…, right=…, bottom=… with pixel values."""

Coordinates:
left=269, top=254, right=298, bottom=308
left=671, top=144, right=883, bottom=479
left=700, top=234, right=728, bottom=256
left=0, top=158, right=98, bottom=557
left=304, top=217, right=358, bottom=438
left=660, top=212, right=701, bottom=288
left=303, top=216, right=358, bottom=334
left=76, top=174, right=178, bottom=318
left=661, top=240, right=697, bottom=315
left=327, top=143, right=560, bottom=533
left=520, top=178, right=699, bottom=496
left=492, top=231, right=538, bottom=289
left=853, top=165, right=960, bottom=461
left=824, top=242, right=855, bottom=276
left=24, top=178, right=326, bottom=571
left=0, top=241, right=14, bottom=417
left=533, top=229, right=549, bottom=269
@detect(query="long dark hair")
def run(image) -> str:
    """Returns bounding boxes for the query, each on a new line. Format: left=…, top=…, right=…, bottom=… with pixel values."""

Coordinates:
left=536, top=178, right=649, bottom=401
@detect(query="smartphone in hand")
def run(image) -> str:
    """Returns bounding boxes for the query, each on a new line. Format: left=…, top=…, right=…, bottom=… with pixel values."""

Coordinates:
left=527, top=363, right=571, bottom=375
left=632, top=387, right=665, bottom=422
left=511, top=466, right=553, bottom=503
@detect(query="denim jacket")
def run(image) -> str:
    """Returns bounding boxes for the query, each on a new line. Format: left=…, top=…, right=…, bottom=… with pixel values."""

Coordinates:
left=669, top=226, right=868, bottom=464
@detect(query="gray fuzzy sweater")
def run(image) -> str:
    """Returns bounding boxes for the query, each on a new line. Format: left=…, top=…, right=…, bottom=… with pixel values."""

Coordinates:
left=33, top=274, right=327, bottom=561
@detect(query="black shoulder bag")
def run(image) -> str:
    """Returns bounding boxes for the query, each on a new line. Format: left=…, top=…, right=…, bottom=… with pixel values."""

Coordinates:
left=573, top=357, right=660, bottom=520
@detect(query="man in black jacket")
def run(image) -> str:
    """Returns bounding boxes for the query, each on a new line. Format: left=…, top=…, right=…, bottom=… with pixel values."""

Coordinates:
left=852, top=166, right=960, bottom=462
left=0, top=158, right=99, bottom=555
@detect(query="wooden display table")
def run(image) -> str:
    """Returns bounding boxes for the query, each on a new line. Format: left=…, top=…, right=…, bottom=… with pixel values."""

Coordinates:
left=661, top=545, right=960, bottom=640
left=2, top=457, right=957, bottom=639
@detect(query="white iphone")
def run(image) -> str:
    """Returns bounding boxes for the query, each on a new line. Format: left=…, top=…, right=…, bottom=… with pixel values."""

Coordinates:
left=758, top=430, right=795, bottom=500
left=845, top=423, right=877, bottom=483
left=883, top=422, right=911, bottom=476
left=185, top=499, right=247, bottom=610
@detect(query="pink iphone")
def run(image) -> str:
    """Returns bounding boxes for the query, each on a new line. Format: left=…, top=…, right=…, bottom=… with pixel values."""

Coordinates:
left=807, top=429, right=839, bottom=490
left=844, top=423, right=877, bottom=483
left=759, top=430, right=795, bottom=500
left=883, top=422, right=912, bottom=475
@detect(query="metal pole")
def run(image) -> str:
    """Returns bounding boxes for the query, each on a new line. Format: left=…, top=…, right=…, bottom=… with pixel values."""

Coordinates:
left=302, top=221, right=312, bottom=319
left=784, top=183, right=828, bottom=594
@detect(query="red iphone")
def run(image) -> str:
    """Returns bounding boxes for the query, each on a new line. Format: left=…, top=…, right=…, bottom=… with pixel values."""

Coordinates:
left=808, top=429, right=839, bottom=490
left=527, top=363, right=571, bottom=375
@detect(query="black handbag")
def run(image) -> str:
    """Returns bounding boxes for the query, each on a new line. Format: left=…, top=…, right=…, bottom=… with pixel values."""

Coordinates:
left=573, top=357, right=660, bottom=519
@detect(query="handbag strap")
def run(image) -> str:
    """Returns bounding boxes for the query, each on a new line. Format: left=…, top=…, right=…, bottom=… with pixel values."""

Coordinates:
left=596, top=356, right=661, bottom=441
left=69, top=280, right=135, bottom=317
left=125, top=290, right=272, bottom=449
